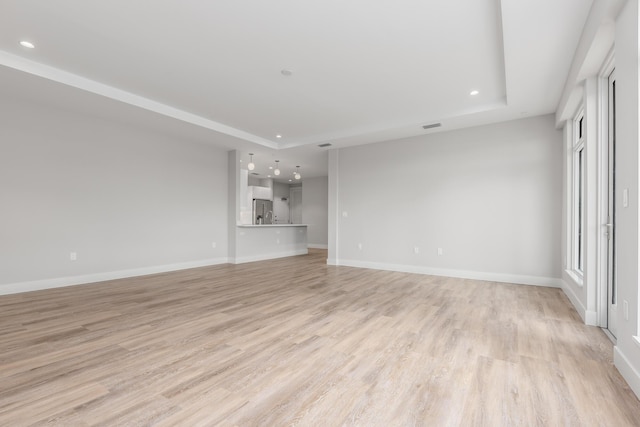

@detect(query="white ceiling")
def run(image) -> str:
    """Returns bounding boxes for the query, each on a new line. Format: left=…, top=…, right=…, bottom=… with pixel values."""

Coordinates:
left=0, top=0, right=593, bottom=179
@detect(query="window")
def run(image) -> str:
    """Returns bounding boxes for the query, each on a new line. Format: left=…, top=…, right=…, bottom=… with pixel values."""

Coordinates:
left=572, top=111, right=585, bottom=277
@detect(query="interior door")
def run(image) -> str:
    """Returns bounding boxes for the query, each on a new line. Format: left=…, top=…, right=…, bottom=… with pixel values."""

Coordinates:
left=606, top=69, right=617, bottom=338
left=290, top=187, right=302, bottom=224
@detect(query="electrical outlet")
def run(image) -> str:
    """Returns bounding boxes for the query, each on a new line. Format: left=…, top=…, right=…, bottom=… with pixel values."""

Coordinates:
left=437, top=248, right=443, bottom=256
left=70, top=252, right=77, bottom=261
left=276, top=239, right=280, bottom=244
left=358, top=243, right=363, bottom=250
left=414, top=247, right=420, bottom=254
left=342, top=211, right=349, bottom=218
left=211, top=242, right=217, bottom=249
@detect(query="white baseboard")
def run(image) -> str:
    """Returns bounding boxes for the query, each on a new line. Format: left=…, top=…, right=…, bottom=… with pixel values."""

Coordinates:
left=308, top=244, right=328, bottom=249
left=335, top=259, right=563, bottom=288
left=231, top=249, right=308, bottom=264
left=560, top=279, right=598, bottom=325
left=614, top=345, right=640, bottom=400
left=0, top=257, right=230, bottom=296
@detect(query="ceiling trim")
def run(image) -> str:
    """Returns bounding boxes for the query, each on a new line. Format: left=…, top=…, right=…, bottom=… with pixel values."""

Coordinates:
left=0, top=50, right=279, bottom=149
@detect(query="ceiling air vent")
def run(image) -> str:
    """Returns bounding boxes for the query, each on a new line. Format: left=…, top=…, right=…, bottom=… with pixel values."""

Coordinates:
left=422, top=123, right=442, bottom=130
left=318, top=143, right=332, bottom=147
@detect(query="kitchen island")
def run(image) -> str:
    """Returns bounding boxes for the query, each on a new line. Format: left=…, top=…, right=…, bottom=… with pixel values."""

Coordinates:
left=237, top=224, right=308, bottom=228
left=233, top=224, right=308, bottom=263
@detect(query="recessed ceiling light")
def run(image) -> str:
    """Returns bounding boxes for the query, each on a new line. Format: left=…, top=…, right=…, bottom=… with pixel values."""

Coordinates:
left=276, top=134, right=282, bottom=138
left=281, top=69, right=293, bottom=76
left=20, top=41, right=35, bottom=49
left=268, top=175, right=271, bottom=178
left=470, top=90, right=479, bottom=96
left=289, top=179, right=292, bottom=182
left=268, top=166, right=273, bottom=170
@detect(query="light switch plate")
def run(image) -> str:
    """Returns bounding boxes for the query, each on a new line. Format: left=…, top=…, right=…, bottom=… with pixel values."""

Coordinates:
left=623, top=300, right=629, bottom=320
left=623, top=189, right=629, bottom=208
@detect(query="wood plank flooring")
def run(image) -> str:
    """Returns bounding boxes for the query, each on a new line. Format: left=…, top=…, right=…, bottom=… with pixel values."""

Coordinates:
left=1, top=249, right=639, bottom=426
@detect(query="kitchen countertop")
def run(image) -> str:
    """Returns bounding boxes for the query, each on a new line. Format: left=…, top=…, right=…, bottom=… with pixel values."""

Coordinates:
left=237, top=224, right=308, bottom=227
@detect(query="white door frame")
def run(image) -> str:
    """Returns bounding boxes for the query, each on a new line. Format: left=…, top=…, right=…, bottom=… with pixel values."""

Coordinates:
left=596, top=52, right=616, bottom=337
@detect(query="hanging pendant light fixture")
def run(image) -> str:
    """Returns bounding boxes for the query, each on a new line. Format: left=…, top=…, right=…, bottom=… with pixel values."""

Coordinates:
left=294, top=166, right=301, bottom=180
left=247, top=153, right=255, bottom=171
left=274, top=160, right=281, bottom=176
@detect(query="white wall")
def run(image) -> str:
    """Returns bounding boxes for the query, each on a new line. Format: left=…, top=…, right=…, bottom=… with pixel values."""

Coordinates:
left=302, top=176, right=328, bottom=248
left=329, top=115, right=563, bottom=285
left=612, top=0, right=640, bottom=399
left=273, top=182, right=290, bottom=200
left=0, top=97, right=229, bottom=294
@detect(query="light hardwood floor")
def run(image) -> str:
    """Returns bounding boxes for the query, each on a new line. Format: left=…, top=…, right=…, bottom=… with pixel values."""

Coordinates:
left=1, top=249, right=639, bottom=426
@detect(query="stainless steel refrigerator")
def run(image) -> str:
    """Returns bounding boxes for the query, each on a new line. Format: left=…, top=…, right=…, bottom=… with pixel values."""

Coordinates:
left=253, top=199, right=273, bottom=224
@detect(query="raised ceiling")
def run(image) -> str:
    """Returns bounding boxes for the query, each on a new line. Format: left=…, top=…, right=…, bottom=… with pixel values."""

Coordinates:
left=0, top=0, right=592, bottom=166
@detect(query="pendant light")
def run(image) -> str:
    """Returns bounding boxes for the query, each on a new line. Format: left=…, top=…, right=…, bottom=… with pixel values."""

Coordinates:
left=274, top=160, right=281, bottom=176
left=294, top=166, right=301, bottom=180
left=247, top=153, right=255, bottom=171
